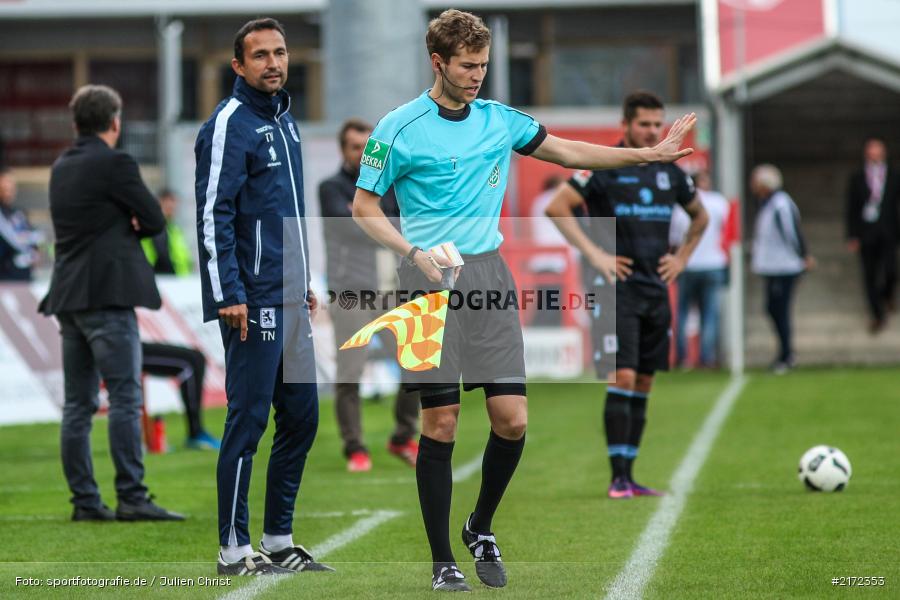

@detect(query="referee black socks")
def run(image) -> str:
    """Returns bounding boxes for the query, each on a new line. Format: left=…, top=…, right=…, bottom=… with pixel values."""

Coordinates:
left=604, top=389, right=632, bottom=480
left=417, top=435, right=456, bottom=565
left=470, top=429, right=525, bottom=533
left=625, top=394, right=648, bottom=481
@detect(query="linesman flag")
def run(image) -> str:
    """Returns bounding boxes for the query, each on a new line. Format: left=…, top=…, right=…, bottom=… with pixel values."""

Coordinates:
left=340, top=291, right=449, bottom=371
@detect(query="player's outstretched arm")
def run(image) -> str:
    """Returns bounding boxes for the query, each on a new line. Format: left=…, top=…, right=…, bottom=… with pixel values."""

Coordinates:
left=531, top=113, right=697, bottom=169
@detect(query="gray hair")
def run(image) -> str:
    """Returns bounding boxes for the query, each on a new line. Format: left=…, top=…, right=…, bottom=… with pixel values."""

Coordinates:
left=751, top=164, right=783, bottom=192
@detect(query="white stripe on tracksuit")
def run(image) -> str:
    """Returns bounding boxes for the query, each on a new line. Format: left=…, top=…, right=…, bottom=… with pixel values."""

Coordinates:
left=228, top=456, right=244, bottom=547
left=202, top=97, right=242, bottom=303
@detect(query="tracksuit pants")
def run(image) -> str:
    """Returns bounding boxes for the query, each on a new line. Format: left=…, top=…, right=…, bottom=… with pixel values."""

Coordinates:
left=217, top=304, right=318, bottom=547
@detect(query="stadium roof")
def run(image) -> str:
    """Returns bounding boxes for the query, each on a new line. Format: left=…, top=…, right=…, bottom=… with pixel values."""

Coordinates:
left=0, top=0, right=694, bottom=19
left=717, top=37, right=900, bottom=102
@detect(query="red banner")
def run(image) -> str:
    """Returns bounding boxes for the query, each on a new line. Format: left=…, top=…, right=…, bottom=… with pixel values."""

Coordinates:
left=718, top=0, right=825, bottom=79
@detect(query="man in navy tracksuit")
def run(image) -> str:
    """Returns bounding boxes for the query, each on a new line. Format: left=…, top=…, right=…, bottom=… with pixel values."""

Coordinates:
left=195, top=18, right=329, bottom=576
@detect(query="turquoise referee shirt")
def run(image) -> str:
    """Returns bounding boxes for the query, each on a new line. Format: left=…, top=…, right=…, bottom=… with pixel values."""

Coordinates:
left=356, top=90, right=546, bottom=254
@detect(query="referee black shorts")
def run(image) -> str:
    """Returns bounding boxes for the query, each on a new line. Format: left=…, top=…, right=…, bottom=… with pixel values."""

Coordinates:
left=593, top=284, right=672, bottom=376
left=397, top=249, right=526, bottom=408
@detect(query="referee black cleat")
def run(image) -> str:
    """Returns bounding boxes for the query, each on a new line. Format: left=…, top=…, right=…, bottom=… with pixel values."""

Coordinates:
left=72, top=503, right=116, bottom=522
left=217, top=552, right=294, bottom=576
left=259, top=543, right=335, bottom=572
left=461, top=514, right=507, bottom=588
left=432, top=563, right=471, bottom=592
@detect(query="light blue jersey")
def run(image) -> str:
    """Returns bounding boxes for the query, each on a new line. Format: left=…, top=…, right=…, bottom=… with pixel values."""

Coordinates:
left=356, top=90, right=545, bottom=254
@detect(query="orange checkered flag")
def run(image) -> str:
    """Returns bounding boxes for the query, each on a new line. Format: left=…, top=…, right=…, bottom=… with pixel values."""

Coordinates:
left=339, top=291, right=449, bottom=371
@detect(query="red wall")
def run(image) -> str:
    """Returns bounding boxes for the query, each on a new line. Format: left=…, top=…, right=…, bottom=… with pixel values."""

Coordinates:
left=718, top=0, right=825, bottom=78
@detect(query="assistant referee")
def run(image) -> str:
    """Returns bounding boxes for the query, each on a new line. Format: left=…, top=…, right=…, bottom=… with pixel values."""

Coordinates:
left=352, top=10, right=698, bottom=593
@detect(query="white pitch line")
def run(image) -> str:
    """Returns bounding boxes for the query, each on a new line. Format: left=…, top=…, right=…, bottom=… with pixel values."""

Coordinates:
left=452, top=451, right=484, bottom=483
left=604, top=375, right=748, bottom=600
left=307, top=509, right=402, bottom=558
left=216, top=448, right=483, bottom=600
left=218, top=509, right=401, bottom=600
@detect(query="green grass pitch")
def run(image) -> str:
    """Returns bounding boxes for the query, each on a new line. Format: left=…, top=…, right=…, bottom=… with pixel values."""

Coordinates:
left=0, top=369, right=897, bottom=598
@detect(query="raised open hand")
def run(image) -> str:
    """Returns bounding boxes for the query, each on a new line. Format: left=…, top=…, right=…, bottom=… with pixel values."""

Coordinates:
left=651, top=113, right=697, bottom=163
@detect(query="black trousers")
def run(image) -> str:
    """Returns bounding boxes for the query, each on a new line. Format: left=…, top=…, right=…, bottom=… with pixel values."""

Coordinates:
left=141, top=343, right=206, bottom=438
left=764, top=275, right=798, bottom=363
left=859, top=233, right=897, bottom=322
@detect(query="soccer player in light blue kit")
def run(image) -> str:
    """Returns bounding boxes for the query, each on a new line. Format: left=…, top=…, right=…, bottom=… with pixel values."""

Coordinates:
left=353, top=9, right=697, bottom=592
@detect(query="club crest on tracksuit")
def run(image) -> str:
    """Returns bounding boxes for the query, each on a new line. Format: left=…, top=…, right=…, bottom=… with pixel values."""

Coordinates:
left=288, top=122, right=301, bottom=143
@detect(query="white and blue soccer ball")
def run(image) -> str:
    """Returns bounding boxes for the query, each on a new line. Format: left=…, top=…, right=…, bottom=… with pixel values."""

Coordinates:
left=798, top=445, right=852, bottom=492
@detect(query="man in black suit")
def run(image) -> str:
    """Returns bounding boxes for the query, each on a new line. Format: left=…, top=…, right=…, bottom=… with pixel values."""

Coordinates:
left=39, top=84, right=184, bottom=522
left=846, top=138, right=900, bottom=333
left=320, top=118, right=420, bottom=472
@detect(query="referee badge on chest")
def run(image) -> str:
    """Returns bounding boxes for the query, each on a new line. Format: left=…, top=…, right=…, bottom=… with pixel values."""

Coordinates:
left=656, top=171, right=671, bottom=190
left=488, top=161, right=501, bottom=188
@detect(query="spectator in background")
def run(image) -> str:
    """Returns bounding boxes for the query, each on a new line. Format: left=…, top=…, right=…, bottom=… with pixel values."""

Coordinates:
left=750, top=164, right=815, bottom=375
left=845, top=138, right=900, bottom=334
left=0, top=168, right=43, bottom=281
left=670, top=170, right=730, bottom=368
left=39, top=84, right=183, bottom=521
left=320, top=118, right=420, bottom=472
left=142, top=189, right=193, bottom=275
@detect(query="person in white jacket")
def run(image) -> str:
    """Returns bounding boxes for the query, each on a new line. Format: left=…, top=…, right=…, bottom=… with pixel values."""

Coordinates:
left=750, top=164, right=815, bottom=373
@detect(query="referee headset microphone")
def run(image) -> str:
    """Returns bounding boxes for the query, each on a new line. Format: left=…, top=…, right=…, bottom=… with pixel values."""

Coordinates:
left=435, top=61, right=478, bottom=102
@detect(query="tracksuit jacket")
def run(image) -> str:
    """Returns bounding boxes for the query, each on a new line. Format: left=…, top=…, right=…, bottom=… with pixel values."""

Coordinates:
left=195, top=76, right=310, bottom=321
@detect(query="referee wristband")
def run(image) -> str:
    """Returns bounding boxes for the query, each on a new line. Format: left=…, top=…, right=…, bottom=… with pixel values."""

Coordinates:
left=404, top=246, right=422, bottom=267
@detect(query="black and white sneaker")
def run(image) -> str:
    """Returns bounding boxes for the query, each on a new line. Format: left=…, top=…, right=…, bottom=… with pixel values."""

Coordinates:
left=461, top=514, right=507, bottom=588
left=216, top=552, right=293, bottom=576
left=432, top=564, right=471, bottom=592
left=259, top=543, right=335, bottom=572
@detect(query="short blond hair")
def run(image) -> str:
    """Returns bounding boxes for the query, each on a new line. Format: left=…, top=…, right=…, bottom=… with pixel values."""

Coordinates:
left=426, top=9, right=491, bottom=62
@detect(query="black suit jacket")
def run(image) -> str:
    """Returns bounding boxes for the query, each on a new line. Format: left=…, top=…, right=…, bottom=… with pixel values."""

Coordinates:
left=846, top=164, right=900, bottom=242
left=319, top=165, right=399, bottom=290
left=39, top=136, right=165, bottom=315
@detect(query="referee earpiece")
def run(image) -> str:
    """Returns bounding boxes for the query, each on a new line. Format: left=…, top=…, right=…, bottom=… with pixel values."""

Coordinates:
left=438, top=64, right=466, bottom=90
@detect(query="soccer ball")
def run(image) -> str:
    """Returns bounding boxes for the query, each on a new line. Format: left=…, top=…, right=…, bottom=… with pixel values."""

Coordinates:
left=798, top=445, right=852, bottom=492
